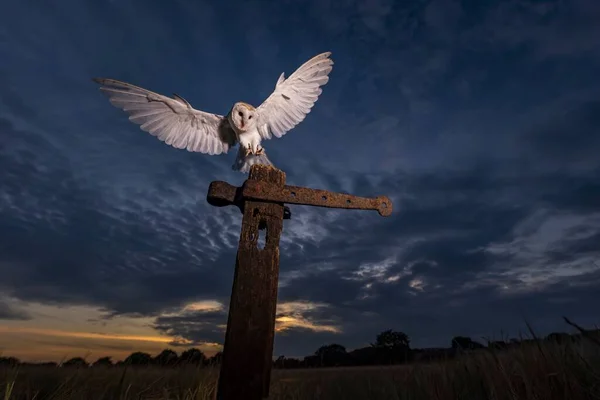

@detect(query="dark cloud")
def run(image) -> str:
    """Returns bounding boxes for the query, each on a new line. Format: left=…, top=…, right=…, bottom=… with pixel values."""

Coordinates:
left=0, top=0, right=599, bottom=358
left=0, top=115, right=240, bottom=315
left=153, top=310, right=228, bottom=346
left=0, top=299, right=30, bottom=321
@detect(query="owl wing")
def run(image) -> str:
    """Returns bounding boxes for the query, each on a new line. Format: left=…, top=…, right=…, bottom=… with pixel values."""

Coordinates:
left=255, top=52, right=333, bottom=140
left=93, top=78, right=236, bottom=155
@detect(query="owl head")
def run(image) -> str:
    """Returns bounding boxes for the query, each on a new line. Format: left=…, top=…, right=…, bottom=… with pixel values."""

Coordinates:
left=228, top=102, right=257, bottom=133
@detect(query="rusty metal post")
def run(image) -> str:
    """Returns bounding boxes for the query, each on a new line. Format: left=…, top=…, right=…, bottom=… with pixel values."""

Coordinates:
left=207, top=164, right=393, bottom=400
left=215, top=166, right=285, bottom=400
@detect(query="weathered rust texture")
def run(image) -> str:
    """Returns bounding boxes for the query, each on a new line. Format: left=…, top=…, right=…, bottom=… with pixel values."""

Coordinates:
left=215, top=165, right=285, bottom=400
left=207, top=180, right=291, bottom=220
left=207, top=181, right=244, bottom=212
left=207, top=180, right=393, bottom=217
left=242, top=180, right=393, bottom=216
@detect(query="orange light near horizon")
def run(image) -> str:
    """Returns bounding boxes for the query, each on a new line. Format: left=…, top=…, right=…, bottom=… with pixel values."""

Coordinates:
left=0, top=326, right=182, bottom=344
left=275, top=315, right=340, bottom=333
left=0, top=327, right=223, bottom=363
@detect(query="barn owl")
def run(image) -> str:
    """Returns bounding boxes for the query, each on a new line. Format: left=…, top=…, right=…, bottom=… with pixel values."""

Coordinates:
left=93, top=52, right=333, bottom=173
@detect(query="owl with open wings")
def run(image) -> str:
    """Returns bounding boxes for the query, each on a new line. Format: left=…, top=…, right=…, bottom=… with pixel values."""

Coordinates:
left=93, top=52, right=333, bottom=173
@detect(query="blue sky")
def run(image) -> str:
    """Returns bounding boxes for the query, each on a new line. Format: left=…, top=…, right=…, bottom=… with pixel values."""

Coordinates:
left=1, top=0, right=599, bottom=361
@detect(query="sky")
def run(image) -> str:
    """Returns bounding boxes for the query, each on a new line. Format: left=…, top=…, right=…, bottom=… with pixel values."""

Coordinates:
left=1, top=0, right=599, bottom=362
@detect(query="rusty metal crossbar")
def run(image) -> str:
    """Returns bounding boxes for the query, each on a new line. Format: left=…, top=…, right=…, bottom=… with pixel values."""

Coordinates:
left=206, top=165, right=393, bottom=400
left=207, top=179, right=392, bottom=217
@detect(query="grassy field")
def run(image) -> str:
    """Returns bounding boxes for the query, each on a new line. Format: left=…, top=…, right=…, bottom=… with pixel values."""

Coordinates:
left=2, top=338, right=600, bottom=400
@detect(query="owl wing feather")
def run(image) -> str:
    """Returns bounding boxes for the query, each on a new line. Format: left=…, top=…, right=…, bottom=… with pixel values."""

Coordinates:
left=93, top=78, right=236, bottom=155
left=256, top=52, right=333, bottom=140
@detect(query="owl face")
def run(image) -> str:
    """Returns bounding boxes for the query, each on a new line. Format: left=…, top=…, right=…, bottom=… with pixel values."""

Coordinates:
left=229, top=102, right=257, bottom=133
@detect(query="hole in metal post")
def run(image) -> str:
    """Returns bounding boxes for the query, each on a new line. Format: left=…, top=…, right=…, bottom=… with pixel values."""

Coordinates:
left=322, top=195, right=327, bottom=201
left=382, top=202, right=387, bottom=208
left=346, top=199, right=351, bottom=204
left=291, top=191, right=296, bottom=197
left=257, top=221, right=266, bottom=250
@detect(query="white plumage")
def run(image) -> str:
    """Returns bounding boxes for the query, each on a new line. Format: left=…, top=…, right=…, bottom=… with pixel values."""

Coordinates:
left=93, top=52, right=334, bottom=173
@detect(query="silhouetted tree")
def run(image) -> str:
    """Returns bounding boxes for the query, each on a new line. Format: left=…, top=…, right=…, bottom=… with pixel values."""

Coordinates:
left=315, top=344, right=346, bottom=356
left=124, top=352, right=152, bottom=366
left=451, top=336, right=484, bottom=350
left=314, top=344, right=349, bottom=367
left=349, top=347, right=382, bottom=366
left=274, top=355, right=287, bottom=368
left=62, top=357, right=88, bottom=368
left=207, top=351, right=223, bottom=366
left=302, top=354, right=320, bottom=367
left=280, top=357, right=302, bottom=369
left=373, top=329, right=410, bottom=348
left=154, top=349, right=178, bottom=366
left=180, top=348, right=206, bottom=365
left=371, top=330, right=411, bottom=364
left=0, top=356, right=20, bottom=367
left=92, top=356, right=113, bottom=367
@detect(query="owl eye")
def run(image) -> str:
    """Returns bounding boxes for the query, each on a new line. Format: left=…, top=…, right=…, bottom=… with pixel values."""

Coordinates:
left=248, top=115, right=253, bottom=119
left=238, top=111, right=243, bottom=117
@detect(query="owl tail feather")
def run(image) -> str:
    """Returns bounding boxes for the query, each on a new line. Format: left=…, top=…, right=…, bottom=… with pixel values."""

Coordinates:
left=232, top=147, right=274, bottom=173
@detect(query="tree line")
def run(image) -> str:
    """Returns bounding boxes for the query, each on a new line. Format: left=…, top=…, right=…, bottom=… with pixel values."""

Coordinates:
left=0, top=348, right=220, bottom=368
left=0, top=328, right=593, bottom=369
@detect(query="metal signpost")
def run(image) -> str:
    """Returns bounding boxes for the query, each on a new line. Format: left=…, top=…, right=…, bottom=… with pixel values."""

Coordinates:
left=207, top=165, right=392, bottom=400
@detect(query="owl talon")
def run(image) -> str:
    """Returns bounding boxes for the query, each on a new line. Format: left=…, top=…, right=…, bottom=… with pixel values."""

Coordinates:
left=255, top=147, right=264, bottom=156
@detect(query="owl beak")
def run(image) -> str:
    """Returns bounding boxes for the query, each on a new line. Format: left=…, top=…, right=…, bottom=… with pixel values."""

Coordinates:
left=240, top=121, right=245, bottom=129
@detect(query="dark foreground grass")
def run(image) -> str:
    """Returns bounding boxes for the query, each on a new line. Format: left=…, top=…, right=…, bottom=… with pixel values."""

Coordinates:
left=3, top=339, right=600, bottom=400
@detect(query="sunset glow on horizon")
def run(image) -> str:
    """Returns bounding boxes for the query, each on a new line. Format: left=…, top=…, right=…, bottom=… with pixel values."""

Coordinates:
left=0, top=297, right=342, bottom=362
